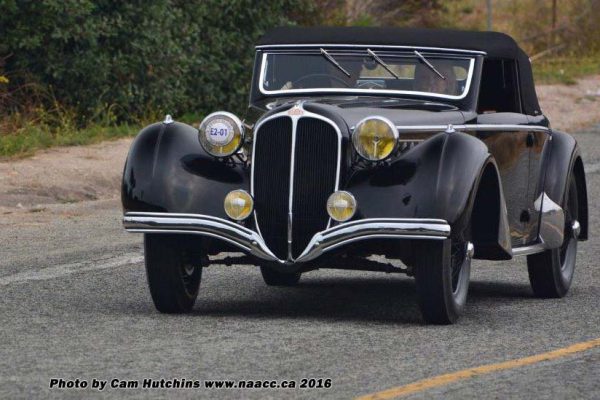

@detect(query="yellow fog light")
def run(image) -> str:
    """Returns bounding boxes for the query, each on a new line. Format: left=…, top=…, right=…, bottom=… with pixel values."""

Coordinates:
left=224, top=190, right=253, bottom=221
left=327, top=191, right=357, bottom=222
left=352, top=116, right=398, bottom=161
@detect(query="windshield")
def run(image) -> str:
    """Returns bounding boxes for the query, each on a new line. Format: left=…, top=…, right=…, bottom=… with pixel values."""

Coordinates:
left=259, top=49, right=475, bottom=100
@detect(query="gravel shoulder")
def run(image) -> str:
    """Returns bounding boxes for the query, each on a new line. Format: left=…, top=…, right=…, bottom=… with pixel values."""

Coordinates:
left=536, top=74, right=600, bottom=131
left=1, top=75, right=600, bottom=212
left=0, top=138, right=130, bottom=212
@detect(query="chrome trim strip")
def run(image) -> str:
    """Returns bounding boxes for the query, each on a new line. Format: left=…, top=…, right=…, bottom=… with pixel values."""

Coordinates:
left=512, top=243, right=546, bottom=256
left=287, top=211, right=293, bottom=259
left=258, top=53, right=475, bottom=101
left=287, top=113, right=298, bottom=260
left=255, top=44, right=487, bottom=55
left=250, top=103, right=343, bottom=261
left=462, top=124, right=550, bottom=132
left=394, top=124, right=551, bottom=132
left=124, top=213, right=451, bottom=264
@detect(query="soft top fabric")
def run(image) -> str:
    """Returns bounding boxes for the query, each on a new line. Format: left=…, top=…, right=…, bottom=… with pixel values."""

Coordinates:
left=258, top=26, right=520, bottom=58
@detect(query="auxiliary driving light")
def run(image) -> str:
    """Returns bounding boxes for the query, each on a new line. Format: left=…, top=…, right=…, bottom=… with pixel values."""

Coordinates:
left=326, top=191, right=357, bottom=222
left=224, top=190, right=253, bottom=221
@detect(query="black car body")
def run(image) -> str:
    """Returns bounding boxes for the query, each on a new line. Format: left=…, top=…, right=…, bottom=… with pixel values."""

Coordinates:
left=122, top=27, right=588, bottom=324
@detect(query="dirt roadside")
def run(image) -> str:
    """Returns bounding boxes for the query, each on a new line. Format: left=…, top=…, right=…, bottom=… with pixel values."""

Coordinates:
left=1, top=75, right=600, bottom=212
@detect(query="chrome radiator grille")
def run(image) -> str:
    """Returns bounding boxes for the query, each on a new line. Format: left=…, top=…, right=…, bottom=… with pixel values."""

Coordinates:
left=252, top=113, right=340, bottom=261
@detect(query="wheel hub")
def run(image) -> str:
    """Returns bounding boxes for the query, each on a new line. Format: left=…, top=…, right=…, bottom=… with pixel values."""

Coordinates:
left=571, top=220, right=581, bottom=239
left=466, top=242, right=475, bottom=259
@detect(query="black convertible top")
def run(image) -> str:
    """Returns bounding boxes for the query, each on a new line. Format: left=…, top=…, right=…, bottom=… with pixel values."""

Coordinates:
left=257, top=27, right=541, bottom=115
left=258, top=27, right=521, bottom=58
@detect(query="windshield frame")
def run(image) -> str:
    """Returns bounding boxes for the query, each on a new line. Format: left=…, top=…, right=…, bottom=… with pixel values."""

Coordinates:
left=257, top=47, right=477, bottom=101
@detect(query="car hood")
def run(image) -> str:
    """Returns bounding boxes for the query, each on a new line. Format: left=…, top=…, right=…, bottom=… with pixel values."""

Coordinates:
left=313, top=103, right=467, bottom=128
left=252, top=96, right=469, bottom=128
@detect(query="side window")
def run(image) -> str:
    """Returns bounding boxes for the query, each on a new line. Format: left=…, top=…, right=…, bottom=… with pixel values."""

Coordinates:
left=477, top=59, right=522, bottom=114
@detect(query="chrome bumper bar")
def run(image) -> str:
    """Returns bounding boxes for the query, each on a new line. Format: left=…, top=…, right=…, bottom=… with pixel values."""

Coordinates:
left=123, top=212, right=451, bottom=264
left=294, top=218, right=450, bottom=262
left=123, top=212, right=279, bottom=261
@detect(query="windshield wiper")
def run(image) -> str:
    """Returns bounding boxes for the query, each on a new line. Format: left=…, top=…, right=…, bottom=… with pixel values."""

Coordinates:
left=320, top=48, right=351, bottom=77
left=367, top=49, right=400, bottom=79
left=414, top=50, right=446, bottom=80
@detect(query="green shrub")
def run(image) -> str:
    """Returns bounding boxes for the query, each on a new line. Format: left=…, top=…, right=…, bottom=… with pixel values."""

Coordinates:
left=0, top=0, right=314, bottom=124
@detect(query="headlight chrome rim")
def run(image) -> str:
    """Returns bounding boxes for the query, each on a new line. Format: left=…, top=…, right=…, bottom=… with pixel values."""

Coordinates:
left=224, top=189, right=254, bottom=221
left=199, top=111, right=245, bottom=157
left=327, top=190, right=357, bottom=222
left=352, top=116, right=399, bottom=161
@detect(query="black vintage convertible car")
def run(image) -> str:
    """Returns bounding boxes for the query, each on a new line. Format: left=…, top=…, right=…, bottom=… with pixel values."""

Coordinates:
left=122, top=27, right=588, bottom=324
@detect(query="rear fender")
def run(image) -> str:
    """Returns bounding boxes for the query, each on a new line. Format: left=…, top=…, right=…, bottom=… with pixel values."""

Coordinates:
left=540, top=131, right=588, bottom=241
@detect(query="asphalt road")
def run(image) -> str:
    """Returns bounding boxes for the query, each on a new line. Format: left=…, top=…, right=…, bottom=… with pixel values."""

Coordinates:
left=1, top=129, right=599, bottom=399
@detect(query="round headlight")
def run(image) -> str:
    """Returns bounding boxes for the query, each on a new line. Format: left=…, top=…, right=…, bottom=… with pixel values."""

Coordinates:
left=199, top=111, right=244, bottom=157
left=352, top=116, right=398, bottom=161
left=326, top=191, right=357, bottom=222
left=224, top=190, right=253, bottom=221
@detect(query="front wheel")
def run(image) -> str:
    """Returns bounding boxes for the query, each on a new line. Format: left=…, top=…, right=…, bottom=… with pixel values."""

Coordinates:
left=144, top=234, right=203, bottom=313
left=527, top=173, right=579, bottom=298
left=414, top=239, right=473, bottom=324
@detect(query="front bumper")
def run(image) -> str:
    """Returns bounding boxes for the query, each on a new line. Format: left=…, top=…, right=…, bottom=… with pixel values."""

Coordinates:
left=123, top=212, right=451, bottom=264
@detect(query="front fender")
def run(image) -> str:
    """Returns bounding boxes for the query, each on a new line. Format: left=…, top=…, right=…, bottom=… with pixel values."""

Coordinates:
left=121, top=121, right=250, bottom=218
left=347, top=131, right=511, bottom=256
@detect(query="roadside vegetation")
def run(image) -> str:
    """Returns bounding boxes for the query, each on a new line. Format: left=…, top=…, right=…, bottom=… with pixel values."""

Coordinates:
left=1, top=0, right=598, bottom=158
left=0, top=121, right=138, bottom=159
left=0, top=0, right=316, bottom=158
left=533, top=55, right=600, bottom=85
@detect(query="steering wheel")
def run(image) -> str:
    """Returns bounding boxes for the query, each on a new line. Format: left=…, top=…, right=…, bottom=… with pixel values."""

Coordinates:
left=291, top=73, right=352, bottom=88
left=356, top=80, right=385, bottom=89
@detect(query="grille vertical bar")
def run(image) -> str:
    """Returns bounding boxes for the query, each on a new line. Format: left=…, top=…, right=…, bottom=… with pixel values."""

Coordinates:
left=252, top=117, right=292, bottom=259
left=291, top=118, right=339, bottom=258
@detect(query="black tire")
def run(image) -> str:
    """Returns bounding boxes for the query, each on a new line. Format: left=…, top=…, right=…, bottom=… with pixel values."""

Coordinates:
left=144, top=234, right=203, bottom=313
left=527, top=174, right=578, bottom=298
left=260, top=265, right=301, bottom=286
left=414, top=237, right=472, bottom=324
